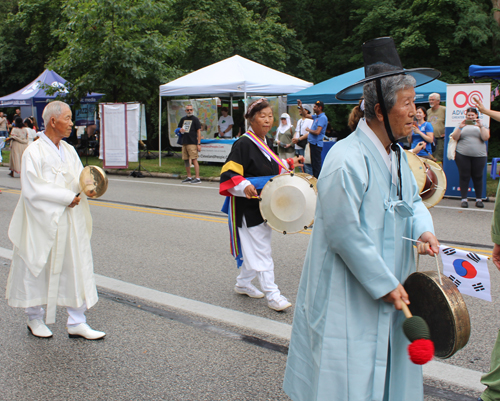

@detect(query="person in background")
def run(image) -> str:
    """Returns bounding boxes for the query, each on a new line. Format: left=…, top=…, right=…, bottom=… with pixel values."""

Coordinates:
left=427, top=93, right=446, bottom=161
left=275, top=113, right=295, bottom=159
left=0, top=111, right=8, bottom=164
left=178, top=104, right=202, bottom=184
left=8, top=117, right=29, bottom=177
left=301, top=100, right=327, bottom=178
left=409, top=106, right=434, bottom=159
left=24, top=118, right=38, bottom=145
left=451, top=107, right=489, bottom=208
left=30, top=116, right=39, bottom=131
left=293, top=105, right=313, bottom=174
left=347, top=99, right=365, bottom=131
left=218, top=107, right=234, bottom=138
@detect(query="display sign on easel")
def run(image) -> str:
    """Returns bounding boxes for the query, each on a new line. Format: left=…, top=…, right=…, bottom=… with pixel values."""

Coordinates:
left=100, top=103, right=128, bottom=168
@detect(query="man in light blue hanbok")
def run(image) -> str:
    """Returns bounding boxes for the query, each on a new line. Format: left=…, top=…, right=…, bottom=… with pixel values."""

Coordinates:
left=283, top=38, right=441, bottom=401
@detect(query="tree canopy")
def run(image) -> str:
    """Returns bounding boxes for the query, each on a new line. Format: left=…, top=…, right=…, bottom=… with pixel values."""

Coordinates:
left=1, top=0, right=500, bottom=142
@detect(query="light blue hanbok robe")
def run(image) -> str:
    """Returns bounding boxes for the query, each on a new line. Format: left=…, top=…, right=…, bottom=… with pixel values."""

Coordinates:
left=283, top=121, right=435, bottom=401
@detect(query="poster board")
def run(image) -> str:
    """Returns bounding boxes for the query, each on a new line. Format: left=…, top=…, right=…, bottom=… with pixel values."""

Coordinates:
left=100, top=103, right=128, bottom=168
left=443, top=83, right=491, bottom=198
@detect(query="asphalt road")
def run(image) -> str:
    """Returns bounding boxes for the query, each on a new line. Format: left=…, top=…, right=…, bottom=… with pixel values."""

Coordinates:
left=0, top=165, right=498, bottom=401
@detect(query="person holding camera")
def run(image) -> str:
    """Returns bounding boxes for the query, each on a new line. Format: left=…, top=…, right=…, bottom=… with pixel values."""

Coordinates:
left=451, top=107, right=489, bottom=208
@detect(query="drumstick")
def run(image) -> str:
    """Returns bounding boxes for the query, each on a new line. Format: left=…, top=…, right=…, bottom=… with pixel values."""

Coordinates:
left=400, top=302, right=435, bottom=364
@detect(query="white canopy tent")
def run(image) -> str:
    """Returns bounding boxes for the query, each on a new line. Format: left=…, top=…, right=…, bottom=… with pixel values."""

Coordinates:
left=158, top=55, right=313, bottom=164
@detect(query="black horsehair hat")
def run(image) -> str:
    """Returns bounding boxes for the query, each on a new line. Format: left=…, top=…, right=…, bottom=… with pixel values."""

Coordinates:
left=336, top=37, right=441, bottom=101
left=336, top=37, right=441, bottom=200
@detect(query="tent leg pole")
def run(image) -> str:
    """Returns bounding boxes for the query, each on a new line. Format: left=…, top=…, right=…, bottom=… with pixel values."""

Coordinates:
left=244, top=91, right=247, bottom=132
left=159, top=94, right=162, bottom=167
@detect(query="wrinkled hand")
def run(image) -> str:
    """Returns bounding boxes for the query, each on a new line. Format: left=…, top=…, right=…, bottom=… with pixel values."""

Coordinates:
left=493, top=244, right=500, bottom=271
left=68, top=196, right=81, bottom=208
left=417, top=231, right=440, bottom=256
left=244, top=185, right=258, bottom=199
left=382, top=284, right=409, bottom=310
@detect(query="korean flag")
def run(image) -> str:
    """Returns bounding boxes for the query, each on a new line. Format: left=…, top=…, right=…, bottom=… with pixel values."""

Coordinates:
left=440, top=246, right=491, bottom=302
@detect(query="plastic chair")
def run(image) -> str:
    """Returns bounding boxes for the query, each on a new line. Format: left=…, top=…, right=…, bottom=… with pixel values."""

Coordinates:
left=491, top=158, right=500, bottom=179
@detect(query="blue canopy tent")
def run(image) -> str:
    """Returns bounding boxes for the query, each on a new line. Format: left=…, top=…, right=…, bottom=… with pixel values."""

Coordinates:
left=0, top=69, right=103, bottom=129
left=469, top=65, right=500, bottom=79
left=287, top=67, right=448, bottom=105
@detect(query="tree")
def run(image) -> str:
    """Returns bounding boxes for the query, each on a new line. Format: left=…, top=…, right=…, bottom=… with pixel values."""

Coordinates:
left=48, top=0, right=182, bottom=104
left=165, top=0, right=313, bottom=80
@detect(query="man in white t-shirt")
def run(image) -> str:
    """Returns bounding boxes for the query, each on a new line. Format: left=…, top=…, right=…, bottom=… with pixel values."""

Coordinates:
left=218, top=107, right=234, bottom=138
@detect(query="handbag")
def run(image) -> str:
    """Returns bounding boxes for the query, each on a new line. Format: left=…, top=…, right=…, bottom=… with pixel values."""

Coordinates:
left=447, top=133, right=457, bottom=160
left=304, top=143, right=311, bottom=164
left=296, top=120, right=308, bottom=148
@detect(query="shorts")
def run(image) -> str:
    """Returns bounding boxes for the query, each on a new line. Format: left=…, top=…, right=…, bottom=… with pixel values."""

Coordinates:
left=182, top=144, right=198, bottom=160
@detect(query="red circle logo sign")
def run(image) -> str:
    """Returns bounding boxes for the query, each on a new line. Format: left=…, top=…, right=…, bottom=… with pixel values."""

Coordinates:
left=453, top=90, right=483, bottom=108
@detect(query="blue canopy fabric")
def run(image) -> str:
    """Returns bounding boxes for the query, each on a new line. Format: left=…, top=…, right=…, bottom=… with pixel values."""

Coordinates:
left=0, top=69, right=103, bottom=106
left=469, top=65, right=500, bottom=79
left=287, top=67, right=448, bottom=105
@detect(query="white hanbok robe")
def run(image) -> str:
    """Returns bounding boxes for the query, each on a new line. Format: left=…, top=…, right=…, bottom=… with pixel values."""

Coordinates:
left=6, top=135, right=98, bottom=324
left=283, top=120, right=435, bottom=401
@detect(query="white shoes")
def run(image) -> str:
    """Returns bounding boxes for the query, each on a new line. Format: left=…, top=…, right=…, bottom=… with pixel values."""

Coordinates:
left=67, top=323, right=106, bottom=340
left=27, top=319, right=53, bottom=338
left=268, top=296, right=292, bottom=311
left=234, top=284, right=265, bottom=299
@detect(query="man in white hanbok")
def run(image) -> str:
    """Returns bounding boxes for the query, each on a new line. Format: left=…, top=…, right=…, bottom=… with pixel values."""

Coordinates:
left=284, top=38, right=442, bottom=401
left=6, top=101, right=105, bottom=340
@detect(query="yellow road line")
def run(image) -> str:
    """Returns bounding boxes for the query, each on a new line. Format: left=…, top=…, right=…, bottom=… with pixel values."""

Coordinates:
left=0, top=189, right=490, bottom=250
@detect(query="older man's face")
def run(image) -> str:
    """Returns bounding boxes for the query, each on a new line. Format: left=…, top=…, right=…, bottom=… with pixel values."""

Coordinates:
left=53, top=105, right=73, bottom=138
left=428, top=96, right=440, bottom=108
left=387, top=87, right=416, bottom=140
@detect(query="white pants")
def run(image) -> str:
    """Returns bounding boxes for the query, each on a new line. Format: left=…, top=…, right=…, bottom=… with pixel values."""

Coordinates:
left=25, top=302, right=87, bottom=326
left=237, top=218, right=280, bottom=301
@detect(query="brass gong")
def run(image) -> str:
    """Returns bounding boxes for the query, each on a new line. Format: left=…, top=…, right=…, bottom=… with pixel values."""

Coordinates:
left=404, top=271, right=470, bottom=359
left=79, top=165, right=108, bottom=199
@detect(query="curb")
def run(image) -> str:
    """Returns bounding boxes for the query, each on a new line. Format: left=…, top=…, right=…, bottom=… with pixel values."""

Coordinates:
left=103, top=169, right=221, bottom=182
left=0, top=162, right=221, bottom=183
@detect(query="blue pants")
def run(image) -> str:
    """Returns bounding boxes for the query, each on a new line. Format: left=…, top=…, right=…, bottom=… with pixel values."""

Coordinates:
left=309, top=143, right=323, bottom=178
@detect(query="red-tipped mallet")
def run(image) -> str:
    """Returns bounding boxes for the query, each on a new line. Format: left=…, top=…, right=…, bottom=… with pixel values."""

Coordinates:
left=401, top=302, right=434, bottom=365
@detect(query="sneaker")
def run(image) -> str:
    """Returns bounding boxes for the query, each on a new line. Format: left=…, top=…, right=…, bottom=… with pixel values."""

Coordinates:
left=191, top=178, right=202, bottom=184
left=268, top=295, right=292, bottom=311
left=234, top=284, right=264, bottom=299
left=181, top=177, right=192, bottom=183
left=476, top=200, right=484, bottom=208
left=461, top=201, right=468, bottom=208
